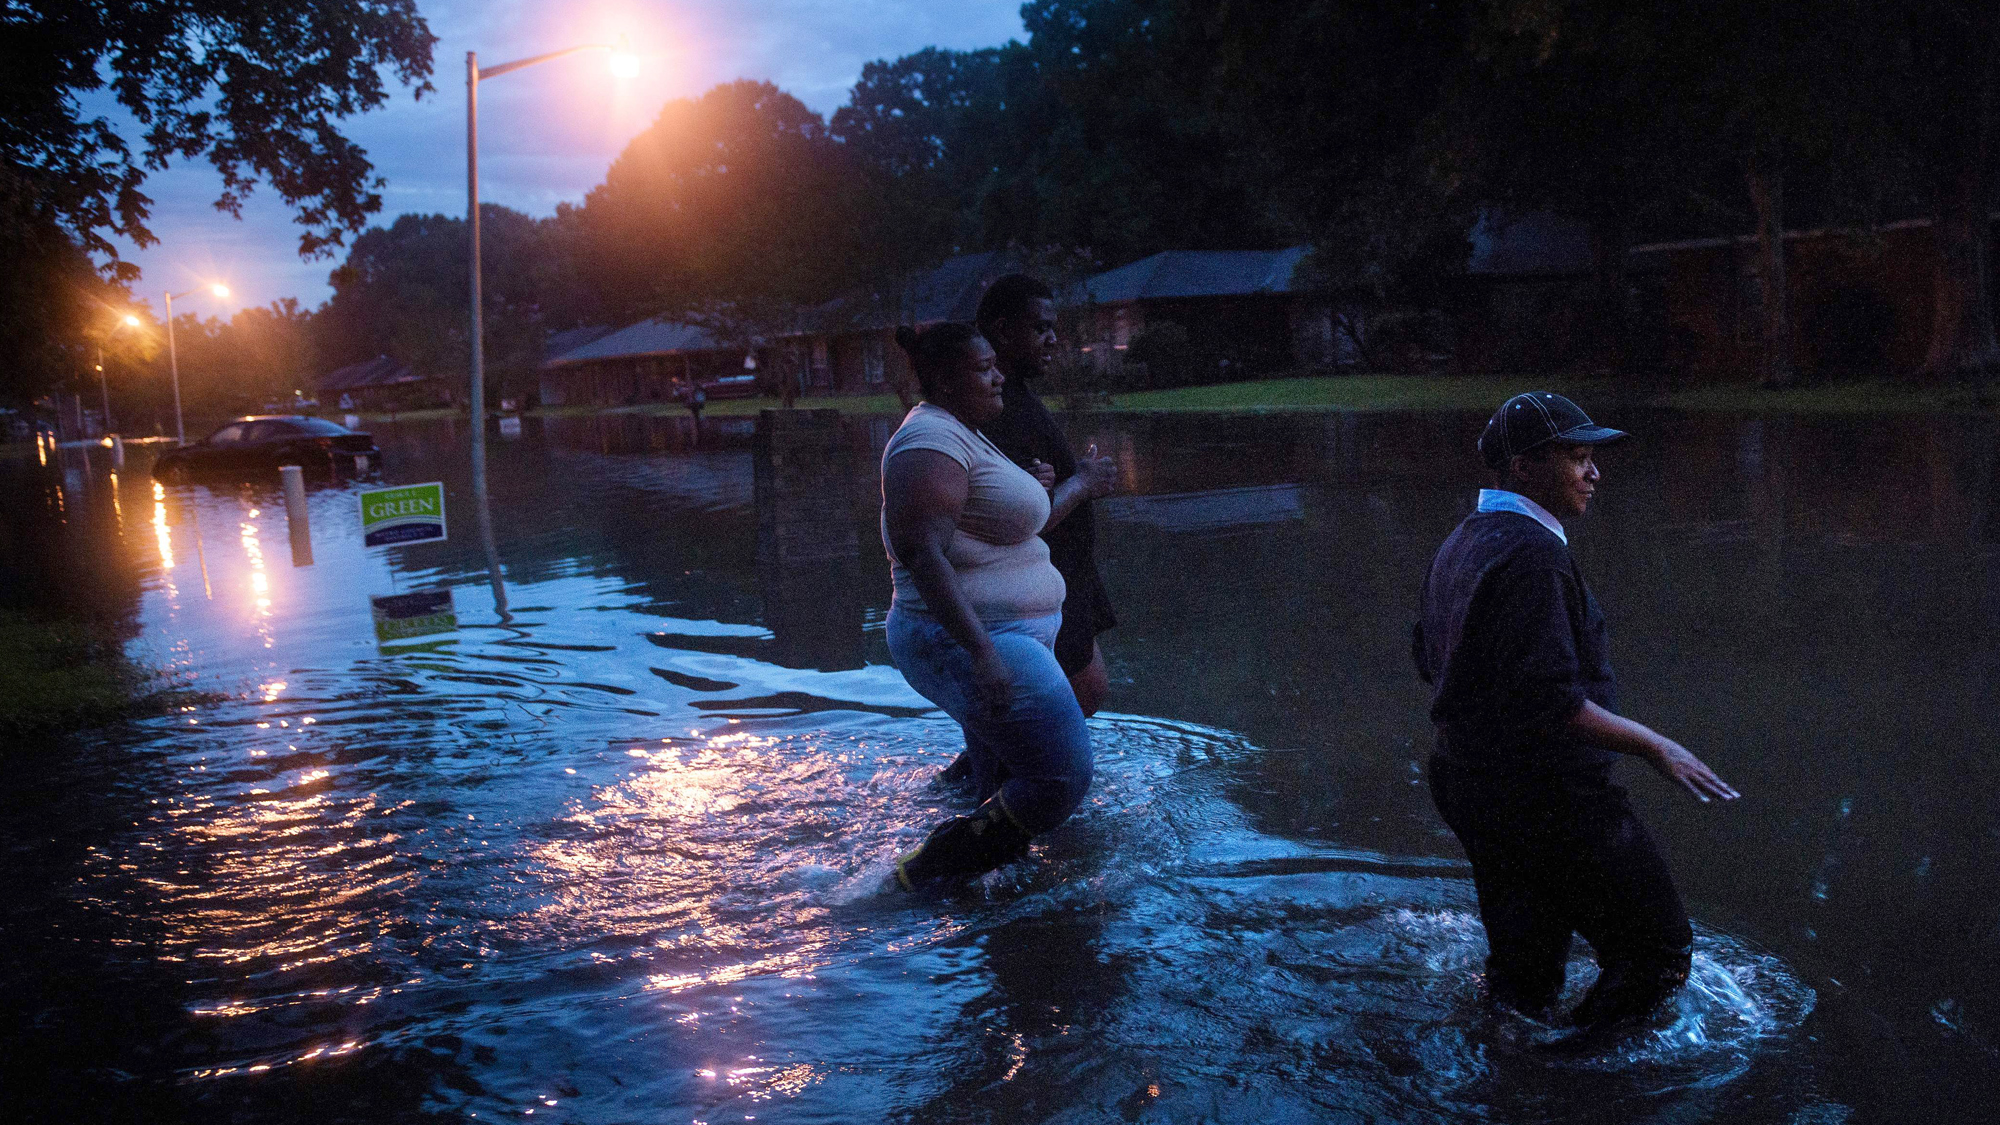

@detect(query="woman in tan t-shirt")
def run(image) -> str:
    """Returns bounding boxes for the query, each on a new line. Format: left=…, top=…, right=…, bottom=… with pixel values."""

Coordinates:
left=880, top=323, right=1094, bottom=890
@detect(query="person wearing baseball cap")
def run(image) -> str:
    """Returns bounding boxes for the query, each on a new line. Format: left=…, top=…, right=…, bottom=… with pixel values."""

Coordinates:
left=1413, top=392, right=1739, bottom=1041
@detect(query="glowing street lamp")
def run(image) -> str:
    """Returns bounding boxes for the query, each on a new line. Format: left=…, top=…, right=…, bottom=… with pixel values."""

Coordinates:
left=464, top=36, right=636, bottom=577
left=95, top=312, right=145, bottom=433
left=165, top=283, right=230, bottom=444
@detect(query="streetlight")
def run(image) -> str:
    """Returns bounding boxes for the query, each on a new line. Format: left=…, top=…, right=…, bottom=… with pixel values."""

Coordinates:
left=95, top=313, right=143, bottom=433
left=165, top=283, right=230, bottom=444
left=465, top=39, right=634, bottom=508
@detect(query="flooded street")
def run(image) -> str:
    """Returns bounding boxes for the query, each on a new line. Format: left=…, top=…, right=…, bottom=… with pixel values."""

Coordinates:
left=5, top=407, right=1996, bottom=1122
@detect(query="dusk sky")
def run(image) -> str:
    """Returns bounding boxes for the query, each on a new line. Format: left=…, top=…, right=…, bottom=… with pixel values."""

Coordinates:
left=118, top=0, right=1027, bottom=323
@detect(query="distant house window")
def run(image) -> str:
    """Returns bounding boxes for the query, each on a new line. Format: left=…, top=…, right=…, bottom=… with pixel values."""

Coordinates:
left=863, top=335, right=885, bottom=383
left=1112, top=306, right=1132, bottom=349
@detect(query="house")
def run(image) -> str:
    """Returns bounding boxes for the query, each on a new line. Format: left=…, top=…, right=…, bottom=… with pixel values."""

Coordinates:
left=316, top=355, right=449, bottom=412
left=544, top=252, right=1029, bottom=406
left=1634, top=217, right=1964, bottom=380
left=1450, top=209, right=2000, bottom=380
left=786, top=250, right=1024, bottom=398
left=1074, top=247, right=1333, bottom=384
left=538, top=319, right=744, bottom=407
left=1446, top=210, right=1619, bottom=374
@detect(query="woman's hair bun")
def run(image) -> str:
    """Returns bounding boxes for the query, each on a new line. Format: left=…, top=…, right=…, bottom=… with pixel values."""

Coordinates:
left=894, top=325, right=920, bottom=355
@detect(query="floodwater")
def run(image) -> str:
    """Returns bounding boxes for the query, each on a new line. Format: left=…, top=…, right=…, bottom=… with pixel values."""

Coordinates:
left=4, top=406, right=1996, bottom=1123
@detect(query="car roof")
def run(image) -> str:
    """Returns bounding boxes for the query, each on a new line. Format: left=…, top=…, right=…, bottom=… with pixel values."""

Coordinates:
left=231, top=415, right=316, bottom=423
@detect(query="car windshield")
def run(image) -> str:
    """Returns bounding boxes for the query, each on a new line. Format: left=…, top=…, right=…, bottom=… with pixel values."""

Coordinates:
left=288, top=418, right=353, bottom=435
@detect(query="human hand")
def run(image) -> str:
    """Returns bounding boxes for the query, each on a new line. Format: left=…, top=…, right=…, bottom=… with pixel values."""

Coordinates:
left=970, top=647, right=1012, bottom=719
left=1646, top=740, right=1740, bottom=803
left=1075, top=444, right=1118, bottom=499
left=1028, top=458, right=1056, bottom=490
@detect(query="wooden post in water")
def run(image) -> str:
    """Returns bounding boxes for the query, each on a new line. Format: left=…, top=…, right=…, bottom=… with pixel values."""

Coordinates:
left=754, top=409, right=865, bottom=670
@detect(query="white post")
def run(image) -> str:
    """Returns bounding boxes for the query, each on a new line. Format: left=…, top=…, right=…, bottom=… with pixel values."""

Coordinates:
left=281, top=464, right=313, bottom=567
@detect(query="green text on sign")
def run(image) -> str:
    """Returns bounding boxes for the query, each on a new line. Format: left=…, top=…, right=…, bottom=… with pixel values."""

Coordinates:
left=359, top=482, right=447, bottom=547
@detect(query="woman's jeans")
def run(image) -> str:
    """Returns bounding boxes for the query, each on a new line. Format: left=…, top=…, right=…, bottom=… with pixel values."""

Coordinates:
left=886, top=606, right=1093, bottom=835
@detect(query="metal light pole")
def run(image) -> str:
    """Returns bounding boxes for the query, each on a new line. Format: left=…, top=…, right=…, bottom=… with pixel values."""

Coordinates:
left=465, top=40, right=633, bottom=617
left=165, top=284, right=228, bottom=444
left=465, top=41, right=631, bottom=501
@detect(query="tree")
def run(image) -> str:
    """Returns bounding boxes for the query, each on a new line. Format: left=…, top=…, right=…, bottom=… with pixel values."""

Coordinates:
left=578, top=80, right=875, bottom=337
left=0, top=0, right=435, bottom=261
left=832, top=46, right=1021, bottom=274
left=317, top=206, right=568, bottom=405
left=0, top=216, right=130, bottom=410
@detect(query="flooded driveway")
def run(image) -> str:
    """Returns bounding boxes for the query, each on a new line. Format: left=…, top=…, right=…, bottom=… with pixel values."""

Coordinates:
left=4, top=407, right=1996, bottom=1122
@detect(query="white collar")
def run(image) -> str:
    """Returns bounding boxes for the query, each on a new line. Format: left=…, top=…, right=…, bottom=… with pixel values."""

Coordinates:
left=1477, top=489, right=1567, bottom=544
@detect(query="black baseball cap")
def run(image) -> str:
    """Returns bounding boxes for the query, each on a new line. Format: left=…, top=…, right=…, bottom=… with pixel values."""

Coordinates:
left=1477, top=392, right=1628, bottom=469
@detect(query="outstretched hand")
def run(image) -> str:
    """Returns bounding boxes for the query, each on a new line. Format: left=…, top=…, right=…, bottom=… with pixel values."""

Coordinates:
left=1075, top=444, right=1118, bottom=499
left=1647, top=740, right=1740, bottom=803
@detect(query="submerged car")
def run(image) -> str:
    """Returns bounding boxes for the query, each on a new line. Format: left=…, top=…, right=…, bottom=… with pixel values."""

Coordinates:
left=151, top=415, right=380, bottom=482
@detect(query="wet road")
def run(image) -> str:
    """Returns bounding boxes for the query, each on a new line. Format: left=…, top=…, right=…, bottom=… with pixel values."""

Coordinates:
left=3, top=407, right=1995, bottom=1122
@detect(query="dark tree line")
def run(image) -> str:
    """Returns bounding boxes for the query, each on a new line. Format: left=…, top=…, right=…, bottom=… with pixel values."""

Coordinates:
left=9, top=0, right=2000, bottom=420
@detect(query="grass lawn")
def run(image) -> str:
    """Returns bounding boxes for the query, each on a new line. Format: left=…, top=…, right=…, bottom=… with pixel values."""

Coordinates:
left=0, top=611, right=199, bottom=739
left=620, top=394, right=911, bottom=419
left=1104, top=375, right=1628, bottom=414
left=348, top=372, right=1999, bottom=428
left=1105, top=373, right=2000, bottom=415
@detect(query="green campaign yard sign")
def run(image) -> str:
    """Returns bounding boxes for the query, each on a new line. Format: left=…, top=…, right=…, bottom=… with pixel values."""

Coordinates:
left=360, top=482, right=447, bottom=547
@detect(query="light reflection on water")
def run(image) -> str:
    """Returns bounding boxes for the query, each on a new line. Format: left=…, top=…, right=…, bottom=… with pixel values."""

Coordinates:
left=5, top=410, right=1995, bottom=1122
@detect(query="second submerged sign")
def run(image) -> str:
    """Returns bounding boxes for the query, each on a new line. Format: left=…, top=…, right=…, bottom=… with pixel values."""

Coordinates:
left=359, top=482, right=447, bottom=547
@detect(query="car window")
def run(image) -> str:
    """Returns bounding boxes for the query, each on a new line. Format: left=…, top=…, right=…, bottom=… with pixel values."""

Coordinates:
left=206, top=423, right=249, bottom=445
left=242, top=421, right=297, bottom=442
left=291, top=418, right=352, bottom=436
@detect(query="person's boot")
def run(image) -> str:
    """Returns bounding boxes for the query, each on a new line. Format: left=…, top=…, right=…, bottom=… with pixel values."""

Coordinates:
left=1553, top=950, right=1690, bottom=1049
left=935, top=749, right=977, bottom=788
left=891, top=799, right=1033, bottom=891
left=933, top=749, right=1009, bottom=801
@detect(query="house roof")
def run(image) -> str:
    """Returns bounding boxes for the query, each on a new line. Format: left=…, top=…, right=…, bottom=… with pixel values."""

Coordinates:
left=906, top=250, right=1016, bottom=323
left=545, top=319, right=722, bottom=366
left=540, top=252, right=1029, bottom=360
left=1085, top=247, right=1310, bottom=304
left=317, top=355, right=422, bottom=393
left=543, top=324, right=615, bottom=360
left=810, top=250, right=1021, bottom=335
left=1467, top=211, right=1593, bottom=276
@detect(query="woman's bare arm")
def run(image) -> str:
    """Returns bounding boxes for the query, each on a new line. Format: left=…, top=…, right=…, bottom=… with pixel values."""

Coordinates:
left=883, top=450, right=1010, bottom=713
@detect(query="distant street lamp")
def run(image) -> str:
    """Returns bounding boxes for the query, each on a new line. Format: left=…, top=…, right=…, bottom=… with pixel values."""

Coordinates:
left=95, top=313, right=143, bottom=433
left=165, top=283, right=230, bottom=444
left=465, top=39, right=635, bottom=502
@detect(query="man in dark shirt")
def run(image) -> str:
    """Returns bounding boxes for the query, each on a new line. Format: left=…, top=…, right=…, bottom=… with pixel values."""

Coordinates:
left=926, top=276, right=1117, bottom=796
left=976, top=274, right=1119, bottom=708
left=1414, top=392, right=1739, bottom=1039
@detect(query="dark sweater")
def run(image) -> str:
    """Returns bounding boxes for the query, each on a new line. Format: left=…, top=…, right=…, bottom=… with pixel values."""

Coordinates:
left=1414, top=510, right=1620, bottom=780
left=981, top=371, right=1116, bottom=635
